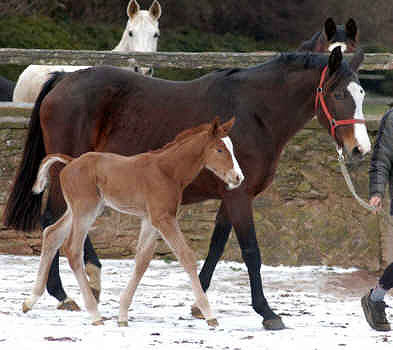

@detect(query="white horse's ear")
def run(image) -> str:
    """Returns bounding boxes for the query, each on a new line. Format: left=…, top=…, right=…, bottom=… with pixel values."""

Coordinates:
left=149, top=0, right=162, bottom=20
left=127, top=0, right=140, bottom=19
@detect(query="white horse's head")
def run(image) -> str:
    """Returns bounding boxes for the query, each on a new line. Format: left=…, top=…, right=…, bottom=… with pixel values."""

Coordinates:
left=113, top=0, right=161, bottom=53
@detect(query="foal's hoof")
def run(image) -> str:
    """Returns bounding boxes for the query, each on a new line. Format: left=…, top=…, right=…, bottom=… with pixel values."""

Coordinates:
left=262, top=317, right=286, bottom=330
left=191, top=305, right=204, bottom=319
left=118, top=321, right=128, bottom=327
left=57, top=297, right=81, bottom=311
left=206, top=318, right=219, bottom=328
left=22, top=301, right=32, bottom=313
left=92, top=319, right=104, bottom=326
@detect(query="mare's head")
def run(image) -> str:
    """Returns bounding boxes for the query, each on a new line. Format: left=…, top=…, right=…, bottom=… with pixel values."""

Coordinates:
left=314, top=46, right=370, bottom=162
left=320, top=18, right=358, bottom=53
left=204, top=117, right=244, bottom=190
left=114, top=0, right=161, bottom=52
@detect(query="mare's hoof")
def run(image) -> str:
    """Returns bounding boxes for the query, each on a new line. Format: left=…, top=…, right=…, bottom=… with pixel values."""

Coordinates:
left=118, top=321, right=128, bottom=327
left=191, top=305, right=204, bottom=319
left=92, top=319, right=104, bottom=326
left=22, top=301, right=31, bottom=313
left=262, top=317, right=286, bottom=330
left=57, top=297, right=81, bottom=311
left=207, top=318, right=219, bottom=328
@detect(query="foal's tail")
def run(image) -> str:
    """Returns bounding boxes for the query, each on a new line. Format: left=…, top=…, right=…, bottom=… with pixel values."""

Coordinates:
left=33, top=154, right=74, bottom=194
left=2, top=72, right=67, bottom=231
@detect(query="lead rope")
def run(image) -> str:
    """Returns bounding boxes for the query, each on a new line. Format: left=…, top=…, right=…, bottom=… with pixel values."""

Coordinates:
left=336, top=146, right=377, bottom=212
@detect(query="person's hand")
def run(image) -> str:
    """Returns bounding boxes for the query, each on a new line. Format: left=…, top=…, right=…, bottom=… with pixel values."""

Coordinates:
left=369, top=195, right=382, bottom=213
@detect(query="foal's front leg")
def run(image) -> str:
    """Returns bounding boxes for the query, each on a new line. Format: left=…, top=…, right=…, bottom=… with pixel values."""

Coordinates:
left=155, top=214, right=218, bottom=327
left=118, top=219, right=158, bottom=326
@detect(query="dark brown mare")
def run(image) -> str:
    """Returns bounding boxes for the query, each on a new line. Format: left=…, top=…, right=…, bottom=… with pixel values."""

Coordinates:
left=4, top=47, right=371, bottom=330
left=23, top=118, right=243, bottom=326
left=297, top=18, right=358, bottom=53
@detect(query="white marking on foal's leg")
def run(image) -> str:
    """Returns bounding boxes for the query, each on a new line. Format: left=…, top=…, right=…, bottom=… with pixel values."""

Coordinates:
left=346, top=82, right=371, bottom=155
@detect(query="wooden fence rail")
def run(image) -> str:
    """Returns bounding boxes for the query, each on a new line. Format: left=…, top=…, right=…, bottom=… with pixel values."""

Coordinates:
left=1, top=48, right=393, bottom=70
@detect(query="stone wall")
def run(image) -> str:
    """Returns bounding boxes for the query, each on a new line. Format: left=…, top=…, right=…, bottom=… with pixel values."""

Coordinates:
left=0, top=116, right=388, bottom=271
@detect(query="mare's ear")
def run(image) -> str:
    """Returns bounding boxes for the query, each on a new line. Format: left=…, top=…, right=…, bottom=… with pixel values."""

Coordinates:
left=349, top=47, right=364, bottom=72
left=220, top=117, right=236, bottom=136
left=324, top=18, right=336, bottom=41
left=127, top=0, right=140, bottom=19
left=328, top=46, right=342, bottom=75
left=345, top=18, right=358, bottom=41
left=149, top=0, right=162, bottom=20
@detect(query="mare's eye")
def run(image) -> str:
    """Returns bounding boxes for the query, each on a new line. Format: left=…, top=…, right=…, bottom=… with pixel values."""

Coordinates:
left=217, top=149, right=223, bottom=153
left=334, top=92, right=345, bottom=100
left=154, top=32, right=160, bottom=38
left=128, top=31, right=133, bottom=37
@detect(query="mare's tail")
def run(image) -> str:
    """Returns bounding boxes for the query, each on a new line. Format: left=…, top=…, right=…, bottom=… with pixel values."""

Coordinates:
left=2, top=72, right=67, bottom=231
left=32, top=154, right=73, bottom=194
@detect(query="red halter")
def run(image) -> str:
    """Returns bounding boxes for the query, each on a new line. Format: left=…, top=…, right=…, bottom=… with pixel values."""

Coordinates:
left=314, top=66, right=365, bottom=140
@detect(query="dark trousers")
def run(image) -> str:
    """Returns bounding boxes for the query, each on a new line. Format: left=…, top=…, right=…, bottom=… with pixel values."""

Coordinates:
left=380, top=262, right=393, bottom=290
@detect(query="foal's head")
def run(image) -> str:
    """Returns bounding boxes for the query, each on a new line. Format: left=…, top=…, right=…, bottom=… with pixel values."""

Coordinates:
left=118, top=0, right=161, bottom=52
left=204, top=117, right=244, bottom=190
left=314, top=47, right=370, bottom=161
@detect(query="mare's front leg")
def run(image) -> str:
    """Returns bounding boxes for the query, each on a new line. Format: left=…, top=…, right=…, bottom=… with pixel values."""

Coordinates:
left=226, top=193, right=285, bottom=330
left=192, top=203, right=232, bottom=318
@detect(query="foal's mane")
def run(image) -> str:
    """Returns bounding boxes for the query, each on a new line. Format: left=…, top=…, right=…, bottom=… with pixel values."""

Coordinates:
left=149, top=122, right=212, bottom=154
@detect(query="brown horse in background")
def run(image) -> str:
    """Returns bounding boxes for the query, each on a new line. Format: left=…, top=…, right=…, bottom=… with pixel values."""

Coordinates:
left=297, top=18, right=358, bottom=53
left=22, top=117, right=243, bottom=326
left=3, top=47, right=370, bottom=330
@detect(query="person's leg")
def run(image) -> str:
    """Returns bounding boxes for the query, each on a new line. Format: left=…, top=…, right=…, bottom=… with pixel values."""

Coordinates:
left=361, top=262, right=393, bottom=331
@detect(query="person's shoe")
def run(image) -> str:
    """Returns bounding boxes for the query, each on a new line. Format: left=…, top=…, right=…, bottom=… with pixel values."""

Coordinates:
left=361, top=290, right=391, bottom=331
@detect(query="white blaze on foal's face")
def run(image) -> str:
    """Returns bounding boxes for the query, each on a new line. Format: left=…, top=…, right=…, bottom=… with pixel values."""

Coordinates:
left=346, top=81, right=371, bottom=155
left=221, top=136, right=245, bottom=189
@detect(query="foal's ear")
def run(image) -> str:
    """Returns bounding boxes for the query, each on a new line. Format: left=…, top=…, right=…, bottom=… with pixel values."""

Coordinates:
left=220, top=117, right=236, bottom=136
left=328, top=46, right=343, bottom=75
left=149, top=0, right=162, bottom=20
left=127, top=0, right=140, bottom=19
left=209, top=116, right=221, bottom=138
left=345, top=18, right=358, bottom=41
left=324, top=18, right=337, bottom=41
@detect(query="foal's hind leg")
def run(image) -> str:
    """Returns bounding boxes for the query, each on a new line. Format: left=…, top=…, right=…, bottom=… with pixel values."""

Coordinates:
left=155, top=215, right=218, bottom=327
left=63, top=210, right=103, bottom=325
left=118, top=218, right=158, bottom=326
left=23, top=210, right=72, bottom=313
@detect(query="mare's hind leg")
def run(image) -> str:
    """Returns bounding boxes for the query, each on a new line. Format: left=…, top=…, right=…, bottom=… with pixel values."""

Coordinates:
left=23, top=210, right=72, bottom=313
left=155, top=214, right=218, bottom=327
left=118, top=218, right=158, bottom=326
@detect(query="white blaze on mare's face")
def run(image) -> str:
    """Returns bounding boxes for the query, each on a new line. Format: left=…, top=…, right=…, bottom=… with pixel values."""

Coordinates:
left=329, top=42, right=347, bottom=53
left=346, top=82, right=371, bottom=155
left=221, top=137, right=245, bottom=187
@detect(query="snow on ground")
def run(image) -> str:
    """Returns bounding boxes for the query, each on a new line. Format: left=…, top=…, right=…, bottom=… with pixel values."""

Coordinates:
left=0, top=254, right=392, bottom=350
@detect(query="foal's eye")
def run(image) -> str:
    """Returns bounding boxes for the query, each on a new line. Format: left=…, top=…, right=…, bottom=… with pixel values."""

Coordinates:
left=217, top=149, right=223, bottom=153
left=128, top=31, right=133, bottom=37
left=154, top=32, right=160, bottom=38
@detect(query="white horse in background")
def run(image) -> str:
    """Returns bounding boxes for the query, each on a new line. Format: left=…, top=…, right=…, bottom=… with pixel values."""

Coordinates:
left=13, top=0, right=161, bottom=103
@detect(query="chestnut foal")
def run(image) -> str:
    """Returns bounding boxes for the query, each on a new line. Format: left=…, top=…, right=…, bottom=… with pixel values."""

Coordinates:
left=23, top=117, right=244, bottom=327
